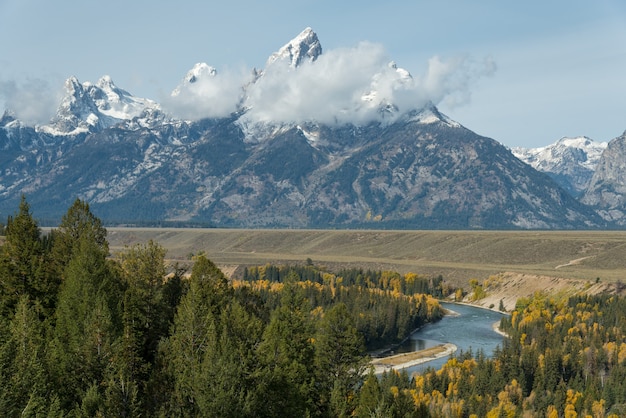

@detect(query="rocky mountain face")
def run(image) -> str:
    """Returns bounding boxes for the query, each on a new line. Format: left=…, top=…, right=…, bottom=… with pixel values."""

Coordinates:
left=512, top=137, right=607, bottom=197
left=581, top=131, right=626, bottom=225
left=0, top=29, right=610, bottom=229
left=266, top=27, right=322, bottom=68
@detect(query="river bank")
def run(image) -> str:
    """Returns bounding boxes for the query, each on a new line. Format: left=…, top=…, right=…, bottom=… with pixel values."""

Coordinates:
left=367, top=303, right=463, bottom=373
left=371, top=343, right=457, bottom=374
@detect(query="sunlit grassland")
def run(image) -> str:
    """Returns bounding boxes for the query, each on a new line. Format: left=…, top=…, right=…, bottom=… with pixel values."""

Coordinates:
left=104, top=228, right=626, bottom=286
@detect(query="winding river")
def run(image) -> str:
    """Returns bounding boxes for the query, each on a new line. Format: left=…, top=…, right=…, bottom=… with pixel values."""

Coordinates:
left=397, top=302, right=507, bottom=374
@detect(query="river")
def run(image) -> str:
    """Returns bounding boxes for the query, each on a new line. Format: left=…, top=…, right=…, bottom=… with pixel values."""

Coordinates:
left=396, top=302, right=507, bottom=375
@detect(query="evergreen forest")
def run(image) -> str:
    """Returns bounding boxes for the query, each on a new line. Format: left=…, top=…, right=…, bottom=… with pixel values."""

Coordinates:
left=1, top=197, right=626, bottom=417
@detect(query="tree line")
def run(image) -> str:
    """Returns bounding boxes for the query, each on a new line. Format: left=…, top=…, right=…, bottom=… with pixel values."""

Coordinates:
left=241, top=265, right=445, bottom=350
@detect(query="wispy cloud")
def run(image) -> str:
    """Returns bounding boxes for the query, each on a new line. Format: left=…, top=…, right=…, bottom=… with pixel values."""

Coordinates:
left=162, top=66, right=253, bottom=120
left=419, top=54, right=497, bottom=109
left=0, top=78, right=61, bottom=124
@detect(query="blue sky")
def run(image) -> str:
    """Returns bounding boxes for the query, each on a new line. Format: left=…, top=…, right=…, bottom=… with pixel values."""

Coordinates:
left=1, top=0, right=625, bottom=148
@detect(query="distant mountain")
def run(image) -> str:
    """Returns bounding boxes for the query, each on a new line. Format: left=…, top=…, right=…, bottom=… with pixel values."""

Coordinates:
left=0, top=28, right=610, bottom=229
left=581, top=131, right=626, bottom=225
left=512, top=136, right=607, bottom=197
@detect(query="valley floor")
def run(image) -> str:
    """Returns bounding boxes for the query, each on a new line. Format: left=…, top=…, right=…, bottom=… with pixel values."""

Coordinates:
left=104, top=228, right=626, bottom=290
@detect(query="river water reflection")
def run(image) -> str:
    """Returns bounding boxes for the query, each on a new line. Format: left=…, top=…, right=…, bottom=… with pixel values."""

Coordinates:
left=398, top=302, right=507, bottom=375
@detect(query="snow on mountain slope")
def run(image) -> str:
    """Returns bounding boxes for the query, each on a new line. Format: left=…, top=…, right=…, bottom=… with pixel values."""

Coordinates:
left=38, top=75, right=159, bottom=135
left=266, top=27, right=322, bottom=68
left=581, top=131, right=626, bottom=224
left=513, top=136, right=606, bottom=171
left=171, top=63, right=218, bottom=97
left=512, top=136, right=607, bottom=196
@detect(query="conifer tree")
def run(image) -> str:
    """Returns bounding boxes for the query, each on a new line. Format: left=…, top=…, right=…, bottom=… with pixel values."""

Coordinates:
left=355, top=371, right=383, bottom=417
left=50, top=198, right=108, bottom=282
left=0, top=296, right=49, bottom=416
left=256, top=278, right=316, bottom=417
left=315, top=302, right=368, bottom=417
left=116, top=240, right=172, bottom=363
left=160, top=255, right=233, bottom=415
left=0, top=196, right=50, bottom=315
left=195, top=300, right=264, bottom=417
left=50, top=233, right=122, bottom=410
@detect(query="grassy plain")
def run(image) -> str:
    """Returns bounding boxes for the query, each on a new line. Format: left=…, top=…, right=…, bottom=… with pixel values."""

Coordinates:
left=105, top=228, right=626, bottom=287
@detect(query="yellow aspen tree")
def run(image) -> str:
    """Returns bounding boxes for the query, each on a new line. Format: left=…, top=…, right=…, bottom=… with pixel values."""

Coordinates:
left=564, top=403, right=577, bottom=418
left=591, top=399, right=606, bottom=418
left=546, top=405, right=559, bottom=418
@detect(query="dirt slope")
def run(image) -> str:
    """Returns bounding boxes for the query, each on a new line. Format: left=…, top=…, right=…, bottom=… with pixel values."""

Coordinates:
left=466, top=272, right=618, bottom=312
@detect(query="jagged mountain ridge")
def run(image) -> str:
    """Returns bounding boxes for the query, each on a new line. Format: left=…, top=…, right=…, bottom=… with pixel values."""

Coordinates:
left=512, top=136, right=607, bottom=197
left=266, top=27, right=322, bottom=68
left=39, top=75, right=161, bottom=136
left=0, top=28, right=610, bottom=229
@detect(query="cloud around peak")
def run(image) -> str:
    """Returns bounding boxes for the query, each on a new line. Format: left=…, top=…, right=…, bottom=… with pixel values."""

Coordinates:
left=163, top=65, right=252, bottom=121
left=166, top=32, right=496, bottom=125
left=2, top=29, right=496, bottom=128
left=0, top=78, right=62, bottom=125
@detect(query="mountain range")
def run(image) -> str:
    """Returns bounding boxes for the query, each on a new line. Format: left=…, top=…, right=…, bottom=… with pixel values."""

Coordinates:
left=0, top=28, right=622, bottom=229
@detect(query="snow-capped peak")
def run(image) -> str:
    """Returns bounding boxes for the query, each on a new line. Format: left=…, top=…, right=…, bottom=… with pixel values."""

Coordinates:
left=408, top=103, right=461, bottom=128
left=388, top=61, right=413, bottom=82
left=512, top=136, right=608, bottom=196
left=171, top=63, right=218, bottom=97
left=512, top=136, right=607, bottom=172
left=91, top=75, right=156, bottom=119
left=38, top=75, right=158, bottom=135
left=186, top=63, right=217, bottom=83
left=95, top=74, right=115, bottom=89
left=266, top=27, right=322, bottom=68
left=555, top=136, right=605, bottom=151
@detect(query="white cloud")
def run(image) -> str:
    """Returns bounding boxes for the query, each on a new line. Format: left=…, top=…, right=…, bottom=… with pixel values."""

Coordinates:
left=243, top=42, right=394, bottom=125
left=419, top=55, right=497, bottom=109
left=1, top=42, right=496, bottom=129
left=162, top=66, right=253, bottom=120
left=240, top=42, right=496, bottom=126
left=0, top=78, right=61, bottom=124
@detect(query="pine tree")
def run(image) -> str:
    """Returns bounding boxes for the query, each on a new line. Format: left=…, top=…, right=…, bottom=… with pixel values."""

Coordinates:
left=315, top=302, right=368, bottom=417
left=355, top=371, right=383, bottom=417
left=116, top=240, right=171, bottom=363
left=157, top=255, right=270, bottom=417
left=0, top=296, right=51, bottom=416
left=0, top=196, right=52, bottom=315
left=49, top=198, right=108, bottom=284
left=195, top=300, right=264, bottom=417
left=159, top=256, right=233, bottom=416
left=50, top=233, right=122, bottom=410
left=256, top=279, right=316, bottom=417
left=104, top=241, right=171, bottom=416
